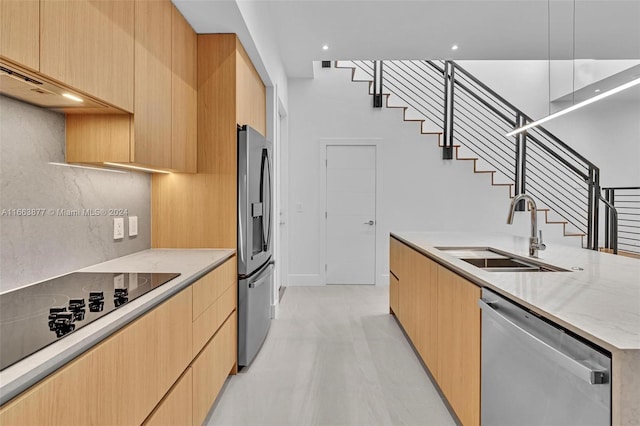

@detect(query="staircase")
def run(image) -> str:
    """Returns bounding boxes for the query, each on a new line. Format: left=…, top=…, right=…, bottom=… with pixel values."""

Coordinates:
left=336, top=60, right=603, bottom=248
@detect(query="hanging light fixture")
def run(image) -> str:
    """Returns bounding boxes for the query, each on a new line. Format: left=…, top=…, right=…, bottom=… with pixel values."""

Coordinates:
left=506, top=0, right=640, bottom=137
left=506, top=77, right=640, bottom=136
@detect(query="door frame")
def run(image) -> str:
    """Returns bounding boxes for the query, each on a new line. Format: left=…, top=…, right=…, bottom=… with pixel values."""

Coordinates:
left=319, top=138, right=383, bottom=285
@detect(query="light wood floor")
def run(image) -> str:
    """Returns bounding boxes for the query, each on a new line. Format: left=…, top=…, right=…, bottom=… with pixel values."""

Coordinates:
left=205, top=285, right=455, bottom=426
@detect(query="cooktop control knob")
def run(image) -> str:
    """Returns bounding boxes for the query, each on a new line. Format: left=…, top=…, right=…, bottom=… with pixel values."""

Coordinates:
left=89, top=292, right=104, bottom=302
left=48, top=307, right=66, bottom=319
left=54, top=312, right=74, bottom=327
left=50, top=311, right=76, bottom=337
left=69, top=299, right=85, bottom=311
left=89, top=301, right=104, bottom=312
left=48, top=307, right=67, bottom=330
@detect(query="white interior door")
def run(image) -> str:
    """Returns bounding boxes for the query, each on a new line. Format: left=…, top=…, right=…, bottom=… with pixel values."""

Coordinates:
left=325, top=145, right=376, bottom=285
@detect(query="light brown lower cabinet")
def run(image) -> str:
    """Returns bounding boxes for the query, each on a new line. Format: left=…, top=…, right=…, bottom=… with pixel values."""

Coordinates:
left=0, top=287, right=193, bottom=426
left=389, top=238, right=480, bottom=426
left=193, top=312, right=237, bottom=425
left=0, top=256, right=238, bottom=426
left=144, top=368, right=193, bottom=426
left=436, top=265, right=481, bottom=426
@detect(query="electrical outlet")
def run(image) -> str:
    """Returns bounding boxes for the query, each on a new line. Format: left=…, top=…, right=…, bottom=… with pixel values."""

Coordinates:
left=113, top=217, right=124, bottom=239
left=129, top=216, right=138, bottom=237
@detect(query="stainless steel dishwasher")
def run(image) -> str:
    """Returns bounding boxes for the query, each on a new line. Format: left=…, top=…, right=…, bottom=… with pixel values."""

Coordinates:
left=479, top=288, right=611, bottom=426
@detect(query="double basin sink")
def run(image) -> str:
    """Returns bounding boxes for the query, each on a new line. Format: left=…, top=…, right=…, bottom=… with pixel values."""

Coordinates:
left=436, top=247, right=569, bottom=272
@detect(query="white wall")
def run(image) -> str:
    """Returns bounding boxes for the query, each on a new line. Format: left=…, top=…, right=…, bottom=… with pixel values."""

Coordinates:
left=286, top=62, right=579, bottom=286
left=459, top=60, right=640, bottom=187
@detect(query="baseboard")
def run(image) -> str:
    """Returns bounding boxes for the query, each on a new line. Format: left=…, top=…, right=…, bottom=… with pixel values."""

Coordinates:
left=288, top=274, right=323, bottom=286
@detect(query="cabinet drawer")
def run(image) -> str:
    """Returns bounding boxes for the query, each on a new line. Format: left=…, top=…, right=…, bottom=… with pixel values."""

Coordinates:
left=193, top=258, right=236, bottom=321
left=193, top=284, right=236, bottom=356
left=192, top=312, right=237, bottom=425
left=144, top=368, right=192, bottom=426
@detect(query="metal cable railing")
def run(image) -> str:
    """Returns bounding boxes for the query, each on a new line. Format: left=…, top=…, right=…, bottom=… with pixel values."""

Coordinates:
left=337, top=59, right=602, bottom=249
left=602, top=187, right=640, bottom=255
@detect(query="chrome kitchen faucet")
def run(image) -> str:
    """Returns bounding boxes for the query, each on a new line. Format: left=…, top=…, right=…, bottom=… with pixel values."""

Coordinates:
left=507, top=194, right=546, bottom=257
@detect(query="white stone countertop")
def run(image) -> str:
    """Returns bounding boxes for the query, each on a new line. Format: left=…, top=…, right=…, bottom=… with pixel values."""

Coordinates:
left=392, top=232, right=640, bottom=352
left=0, top=248, right=235, bottom=406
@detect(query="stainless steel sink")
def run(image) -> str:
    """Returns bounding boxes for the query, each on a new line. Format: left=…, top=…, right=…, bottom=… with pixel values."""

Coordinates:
left=435, top=246, right=569, bottom=272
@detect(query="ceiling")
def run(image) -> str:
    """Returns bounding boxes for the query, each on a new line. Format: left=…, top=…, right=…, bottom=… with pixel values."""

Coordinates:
left=175, top=0, right=640, bottom=78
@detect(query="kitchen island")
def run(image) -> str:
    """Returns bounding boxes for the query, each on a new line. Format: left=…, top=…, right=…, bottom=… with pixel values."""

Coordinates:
left=0, top=248, right=236, bottom=425
left=391, top=232, right=639, bottom=426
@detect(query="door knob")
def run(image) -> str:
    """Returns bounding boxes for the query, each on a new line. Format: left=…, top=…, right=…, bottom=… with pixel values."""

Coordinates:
left=364, top=220, right=375, bottom=225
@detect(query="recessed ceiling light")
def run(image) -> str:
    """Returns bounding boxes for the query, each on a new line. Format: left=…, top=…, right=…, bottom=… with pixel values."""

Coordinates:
left=451, top=44, right=459, bottom=51
left=594, top=89, right=601, bottom=93
left=322, top=44, right=329, bottom=51
left=62, top=93, right=83, bottom=102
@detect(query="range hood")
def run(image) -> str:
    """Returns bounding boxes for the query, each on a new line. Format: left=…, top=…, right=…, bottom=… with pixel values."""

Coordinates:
left=0, top=61, right=115, bottom=112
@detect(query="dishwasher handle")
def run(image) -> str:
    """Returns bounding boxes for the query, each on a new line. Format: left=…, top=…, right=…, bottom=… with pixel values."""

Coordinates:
left=479, top=298, right=608, bottom=385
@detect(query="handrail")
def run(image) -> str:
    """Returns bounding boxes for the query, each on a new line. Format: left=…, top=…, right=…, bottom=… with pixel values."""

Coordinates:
left=530, top=125, right=598, bottom=170
left=338, top=59, right=602, bottom=250
left=446, top=61, right=522, bottom=116
left=449, top=61, right=598, bottom=170
left=524, top=133, right=589, bottom=180
left=426, top=61, right=596, bottom=171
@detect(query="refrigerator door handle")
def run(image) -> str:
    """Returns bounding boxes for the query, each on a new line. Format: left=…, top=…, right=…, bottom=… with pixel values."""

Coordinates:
left=260, top=148, right=272, bottom=251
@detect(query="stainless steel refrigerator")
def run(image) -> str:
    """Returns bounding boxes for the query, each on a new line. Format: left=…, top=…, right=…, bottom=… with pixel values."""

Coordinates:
left=237, top=125, right=274, bottom=367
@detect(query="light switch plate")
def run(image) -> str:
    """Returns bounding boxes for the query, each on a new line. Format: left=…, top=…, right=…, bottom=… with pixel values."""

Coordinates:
left=113, top=217, right=124, bottom=239
left=129, top=216, right=138, bottom=237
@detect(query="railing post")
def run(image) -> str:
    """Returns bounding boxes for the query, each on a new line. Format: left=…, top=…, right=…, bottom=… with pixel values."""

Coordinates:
left=604, top=188, right=618, bottom=254
left=513, top=114, right=527, bottom=210
left=610, top=188, right=617, bottom=254
left=586, top=167, right=600, bottom=250
left=442, top=61, right=454, bottom=160
left=372, top=61, right=383, bottom=108
left=604, top=188, right=611, bottom=250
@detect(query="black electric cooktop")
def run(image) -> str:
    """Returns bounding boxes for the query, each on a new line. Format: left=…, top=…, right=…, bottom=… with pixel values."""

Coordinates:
left=0, top=271, right=180, bottom=371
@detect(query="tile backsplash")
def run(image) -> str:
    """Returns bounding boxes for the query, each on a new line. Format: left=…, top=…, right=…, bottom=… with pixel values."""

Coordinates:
left=0, top=96, right=151, bottom=292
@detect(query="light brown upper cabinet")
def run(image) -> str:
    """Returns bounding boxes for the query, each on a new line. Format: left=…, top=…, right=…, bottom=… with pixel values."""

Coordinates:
left=152, top=34, right=266, bottom=248
left=40, top=0, right=134, bottom=112
left=0, top=0, right=39, bottom=71
left=133, top=0, right=172, bottom=169
left=171, top=5, right=197, bottom=173
left=66, top=0, right=197, bottom=173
